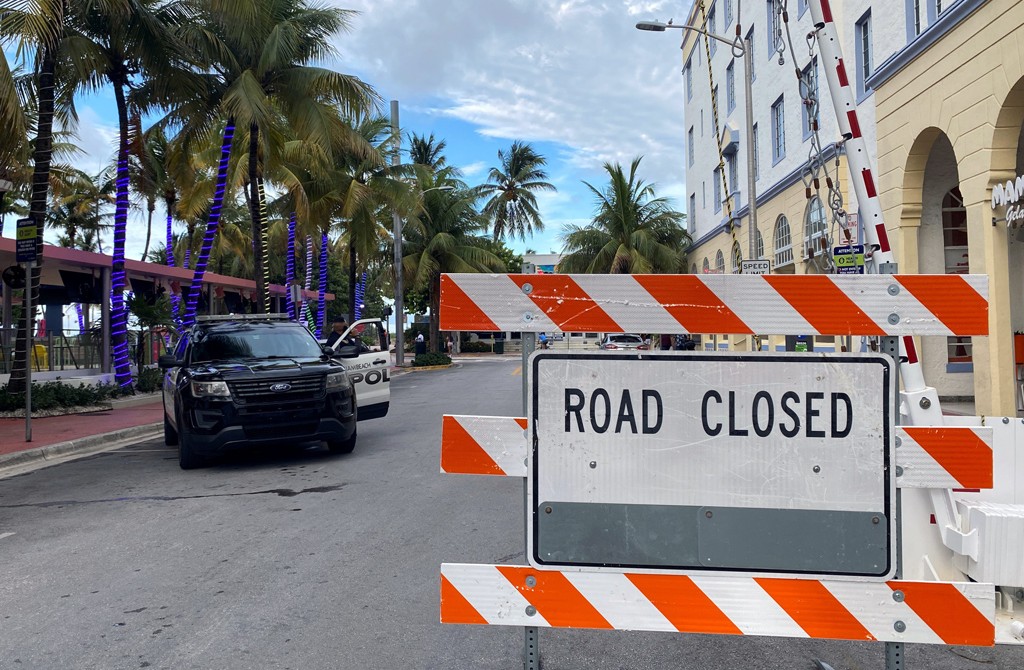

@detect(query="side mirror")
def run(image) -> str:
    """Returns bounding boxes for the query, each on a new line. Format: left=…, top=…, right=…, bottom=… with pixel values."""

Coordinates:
left=321, top=344, right=336, bottom=357
left=158, top=355, right=180, bottom=370
left=333, top=343, right=360, bottom=359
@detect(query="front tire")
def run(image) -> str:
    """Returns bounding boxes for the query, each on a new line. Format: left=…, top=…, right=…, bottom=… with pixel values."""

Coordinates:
left=164, top=412, right=179, bottom=446
left=177, top=407, right=205, bottom=470
left=327, top=428, right=357, bottom=454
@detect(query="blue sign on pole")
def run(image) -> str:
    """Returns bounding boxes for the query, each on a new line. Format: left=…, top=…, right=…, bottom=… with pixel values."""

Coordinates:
left=16, top=217, right=38, bottom=264
left=833, top=244, right=865, bottom=274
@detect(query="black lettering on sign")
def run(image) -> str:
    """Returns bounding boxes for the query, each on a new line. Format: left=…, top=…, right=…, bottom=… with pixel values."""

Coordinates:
left=728, top=390, right=748, bottom=436
left=806, top=392, right=825, bottom=438
left=752, top=390, right=774, bottom=437
left=780, top=391, right=801, bottom=438
left=832, top=392, right=853, bottom=437
left=643, top=390, right=663, bottom=434
left=702, top=391, right=723, bottom=436
left=565, top=388, right=585, bottom=432
left=350, top=372, right=364, bottom=384
left=590, top=388, right=611, bottom=434
left=366, top=370, right=381, bottom=384
left=615, top=391, right=636, bottom=434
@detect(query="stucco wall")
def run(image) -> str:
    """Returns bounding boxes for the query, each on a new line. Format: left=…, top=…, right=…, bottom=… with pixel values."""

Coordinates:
left=875, top=0, right=1024, bottom=414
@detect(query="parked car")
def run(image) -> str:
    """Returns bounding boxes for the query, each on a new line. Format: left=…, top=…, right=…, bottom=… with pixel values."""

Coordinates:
left=160, top=314, right=357, bottom=469
left=598, top=333, right=648, bottom=350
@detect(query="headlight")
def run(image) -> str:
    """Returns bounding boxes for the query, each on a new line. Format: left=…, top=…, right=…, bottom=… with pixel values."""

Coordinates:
left=191, top=380, right=231, bottom=398
left=325, top=372, right=350, bottom=390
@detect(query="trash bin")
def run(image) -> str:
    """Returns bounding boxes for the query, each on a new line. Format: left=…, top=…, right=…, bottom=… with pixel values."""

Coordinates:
left=493, top=340, right=504, bottom=354
left=415, top=341, right=427, bottom=356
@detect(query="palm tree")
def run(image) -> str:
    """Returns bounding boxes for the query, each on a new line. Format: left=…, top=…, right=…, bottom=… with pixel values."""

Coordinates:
left=181, top=0, right=377, bottom=315
left=559, top=157, right=690, bottom=275
left=67, top=0, right=184, bottom=389
left=409, top=132, right=449, bottom=171
left=476, top=140, right=555, bottom=241
left=403, top=168, right=505, bottom=352
left=0, top=0, right=82, bottom=393
left=47, top=168, right=114, bottom=248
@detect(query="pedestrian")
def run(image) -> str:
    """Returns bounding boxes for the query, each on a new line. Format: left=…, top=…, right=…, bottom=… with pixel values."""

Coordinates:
left=538, top=332, right=549, bottom=349
left=325, top=320, right=349, bottom=348
left=660, top=334, right=672, bottom=350
left=415, top=331, right=424, bottom=344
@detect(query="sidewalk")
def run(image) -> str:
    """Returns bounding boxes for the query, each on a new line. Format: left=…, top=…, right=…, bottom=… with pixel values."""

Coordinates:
left=0, top=394, right=164, bottom=471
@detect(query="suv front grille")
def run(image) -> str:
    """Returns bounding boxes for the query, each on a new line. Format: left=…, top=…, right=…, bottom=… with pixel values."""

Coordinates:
left=228, top=377, right=325, bottom=403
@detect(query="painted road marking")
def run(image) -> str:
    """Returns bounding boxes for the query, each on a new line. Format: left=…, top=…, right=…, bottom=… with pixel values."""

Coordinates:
left=0, top=532, right=15, bottom=541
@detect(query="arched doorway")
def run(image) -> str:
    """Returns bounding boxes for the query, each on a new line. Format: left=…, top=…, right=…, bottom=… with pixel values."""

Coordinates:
left=915, top=131, right=973, bottom=397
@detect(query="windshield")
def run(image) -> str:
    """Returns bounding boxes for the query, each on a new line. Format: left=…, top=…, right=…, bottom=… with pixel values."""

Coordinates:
left=190, top=325, right=322, bottom=363
left=609, top=335, right=642, bottom=344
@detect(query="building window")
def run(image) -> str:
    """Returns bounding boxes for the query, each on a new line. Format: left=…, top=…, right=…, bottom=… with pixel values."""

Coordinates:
left=752, top=123, right=760, bottom=180
left=691, top=263, right=698, bottom=275
left=731, top=241, right=741, bottom=273
left=801, top=58, right=818, bottom=139
left=798, top=0, right=808, bottom=16
left=685, top=58, right=693, bottom=101
left=724, top=0, right=733, bottom=28
left=715, top=249, right=726, bottom=274
left=702, top=181, right=706, bottom=208
left=912, top=0, right=922, bottom=36
left=943, top=188, right=970, bottom=362
left=767, top=0, right=781, bottom=59
left=935, top=0, right=943, bottom=13
left=755, top=227, right=765, bottom=259
left=688, top=127, right=695, bottom=167
left=771, top=96, right=785, bottom=163
left=728, top=154, right=738, bottom=196
left=774, top=215, right=793, bottom=268
left=708, top=4, right=717, bottom=56
left=713, top=167, right=722, bottom=213
left=804, top=196, right=828, bottom=259
left=689, top=194, right=697, bottom=233
left=726, top=61, right=736, bottom=113
left=856, top=11, right=873, bottom=98
left=702, top=257, right=710, bottom=273
left=713, top=85, right=719, bottom=116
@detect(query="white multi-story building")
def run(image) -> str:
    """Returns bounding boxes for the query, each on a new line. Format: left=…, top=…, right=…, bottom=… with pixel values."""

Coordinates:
left=681, top=0, right=912, bottom=278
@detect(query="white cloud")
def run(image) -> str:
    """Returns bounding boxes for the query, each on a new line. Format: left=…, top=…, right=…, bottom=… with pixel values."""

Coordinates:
left=332, top=0, right=689, bottom=205
left=458, top=160, right=487, bottom=178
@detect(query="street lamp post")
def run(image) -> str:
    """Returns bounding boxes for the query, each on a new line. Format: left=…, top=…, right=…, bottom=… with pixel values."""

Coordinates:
left=391, top=100, right=406, bottom=368
left=636, top=21, right=758, bottom=261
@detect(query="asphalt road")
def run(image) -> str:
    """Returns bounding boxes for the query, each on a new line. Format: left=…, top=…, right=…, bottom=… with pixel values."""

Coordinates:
left=0, top=357, right=1020, bottom=669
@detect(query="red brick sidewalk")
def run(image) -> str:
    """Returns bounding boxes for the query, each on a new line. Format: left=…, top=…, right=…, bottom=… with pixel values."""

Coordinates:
left=0, top=397, right=163, bottom=459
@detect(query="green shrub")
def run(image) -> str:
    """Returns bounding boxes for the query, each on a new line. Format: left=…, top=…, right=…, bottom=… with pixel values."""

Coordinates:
left=460, top=341, right=492, bottom=353
left=0, top=381, right=127, bottom=412
left=136, top=367, right=163, bottom=393
left=413, top=352, right=451, bottom=367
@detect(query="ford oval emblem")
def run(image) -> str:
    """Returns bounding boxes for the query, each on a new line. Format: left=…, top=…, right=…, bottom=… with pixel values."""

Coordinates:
left=270, top=382, right=292, bottom=393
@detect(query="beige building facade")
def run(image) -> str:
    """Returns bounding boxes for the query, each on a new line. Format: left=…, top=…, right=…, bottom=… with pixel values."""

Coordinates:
left=873, top=0, right=1024, bottom=415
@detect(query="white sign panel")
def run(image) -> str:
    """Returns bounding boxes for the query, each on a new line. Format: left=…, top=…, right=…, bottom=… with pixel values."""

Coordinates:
left=528, top=352, right=895, bottom=579
left=740, top=259, right=771, bottom=274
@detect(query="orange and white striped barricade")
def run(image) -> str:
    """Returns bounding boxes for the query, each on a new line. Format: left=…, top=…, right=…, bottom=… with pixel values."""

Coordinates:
left=438, top=272, right=997, bottom=658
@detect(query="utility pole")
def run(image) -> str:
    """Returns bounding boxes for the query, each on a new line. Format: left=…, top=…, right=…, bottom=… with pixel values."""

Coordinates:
left=391, top=101, right=406, bottom=368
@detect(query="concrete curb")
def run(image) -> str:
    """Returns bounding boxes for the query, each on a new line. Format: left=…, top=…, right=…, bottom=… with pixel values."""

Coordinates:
left=0, top=422, right=162, bottom=473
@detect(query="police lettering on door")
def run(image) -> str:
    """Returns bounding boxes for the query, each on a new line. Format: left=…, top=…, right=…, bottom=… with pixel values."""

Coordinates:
left=563, top=386, right=854, bottom=439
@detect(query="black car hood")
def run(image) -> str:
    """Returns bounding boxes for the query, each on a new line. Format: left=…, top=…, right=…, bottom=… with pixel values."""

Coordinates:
left=191, top=358, right=338, bottom=379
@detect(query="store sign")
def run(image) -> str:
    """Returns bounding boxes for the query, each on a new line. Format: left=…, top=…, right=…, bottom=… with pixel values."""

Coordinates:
left=833, top=245, right=866, bottom=274
left=991, top=175, right=1024, bottom=227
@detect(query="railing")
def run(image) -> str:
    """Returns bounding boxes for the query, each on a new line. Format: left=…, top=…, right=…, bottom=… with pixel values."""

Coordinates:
left=0, top=327, right=176, bottom=375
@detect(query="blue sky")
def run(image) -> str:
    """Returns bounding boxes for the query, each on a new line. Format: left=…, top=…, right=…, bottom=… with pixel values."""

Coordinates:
left=12, top=1, right=690, bottom=259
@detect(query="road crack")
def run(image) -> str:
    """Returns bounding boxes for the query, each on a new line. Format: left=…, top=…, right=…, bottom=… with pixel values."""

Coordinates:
left=0, top=484, right=344, bottom=508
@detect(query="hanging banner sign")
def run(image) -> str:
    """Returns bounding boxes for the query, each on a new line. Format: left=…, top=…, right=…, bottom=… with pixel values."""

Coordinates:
left=833, top=245, right=866, bottom=274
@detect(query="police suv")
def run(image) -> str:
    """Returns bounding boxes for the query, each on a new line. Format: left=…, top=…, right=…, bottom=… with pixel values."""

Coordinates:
left=160, top=314, right=368, bottom=469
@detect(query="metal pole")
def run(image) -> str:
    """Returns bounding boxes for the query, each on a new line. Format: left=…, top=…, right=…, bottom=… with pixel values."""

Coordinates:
left=391, top=100, right=405, bottom=368
left=743, top=34, right=760, bottom=353
left=100, top=267, right=111, bottom=373
left=519, top=261, right=539, bottom=670
left=24, top=260, right=33, bottom=442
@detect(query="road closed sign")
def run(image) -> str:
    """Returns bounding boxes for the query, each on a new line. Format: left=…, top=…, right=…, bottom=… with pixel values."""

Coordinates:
left=528, top=352, right=895, bottom=579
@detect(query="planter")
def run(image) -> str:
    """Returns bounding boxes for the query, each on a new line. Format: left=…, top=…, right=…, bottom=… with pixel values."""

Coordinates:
left=1015, top=334, right=1024, bottom=365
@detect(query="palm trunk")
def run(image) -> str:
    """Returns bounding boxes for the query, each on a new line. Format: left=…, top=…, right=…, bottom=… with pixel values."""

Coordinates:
left=247, top=123, right=268, bottom=313
left=348, top=239, right=357, bottom=323
left=285, top=212, right=296, bottom=319
left=7, top=43, right=56, bottom=394
left=141, top=200, right=154, bottom=261
left=109, top=76, right=134, bottom=390
left=300, top=235, right=313, bottom=325
left=181, top=119, right=235, bottom=329
left=316, top=231, right=328, bottom=338
left=429, top=273, right=441, bottom=354
left=165, top=197, right=175, bottom=267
